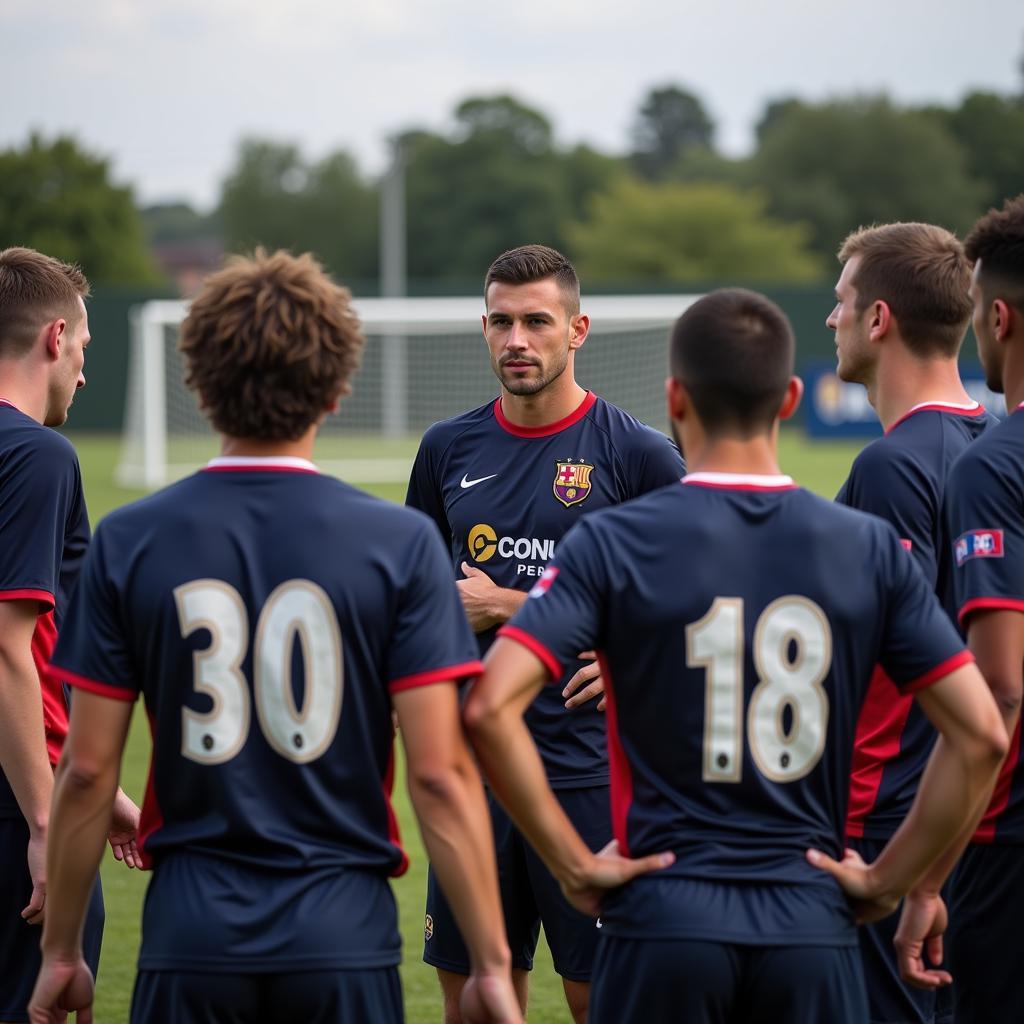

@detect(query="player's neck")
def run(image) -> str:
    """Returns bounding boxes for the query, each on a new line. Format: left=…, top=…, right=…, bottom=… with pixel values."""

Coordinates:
left=499, top=377, right=588, bottom=429
left=220, top=427, right=317, bottom=462
left=872, top=352, right=973, bottom=431
left=685, top=434, right=783, bottom=478
left=0, top=366, right=47, bottom=424
left=1002, top=337, right=1024, bottom=412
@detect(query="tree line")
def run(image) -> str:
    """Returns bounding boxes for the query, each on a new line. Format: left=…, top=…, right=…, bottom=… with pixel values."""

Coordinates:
left=3, top=73, right=1023, bottom=289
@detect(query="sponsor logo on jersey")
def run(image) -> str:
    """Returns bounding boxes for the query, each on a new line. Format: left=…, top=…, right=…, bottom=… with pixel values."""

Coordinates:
left=424, top=914, right=434, bottom=941
left=955, top=528, right=1004, bottom=566
left=467, top=523, right=556, bottom=569
left=529, top=566, right=559, bottom=598
left=553, top=461, right=594, bottom=508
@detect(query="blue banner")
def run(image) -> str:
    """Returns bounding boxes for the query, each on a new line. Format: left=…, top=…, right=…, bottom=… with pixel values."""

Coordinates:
left=802, top=362, right=1007, bottom=439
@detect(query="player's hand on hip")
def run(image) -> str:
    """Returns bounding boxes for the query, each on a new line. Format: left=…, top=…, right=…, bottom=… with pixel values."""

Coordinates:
left=108, top=787, right=142, bottom=869
left=22, top=831, right=46, bottom=924
left=805, top=846, right=899, bottom=923
left=460, top=969, right=524, bottom=1024
left=563, top=652, right=606, bottom=711
left=28, top=954, right=94, bottom=1024
left=563, top=839, right=675, bottom=918
left=895, top=890, right=952, bottom=990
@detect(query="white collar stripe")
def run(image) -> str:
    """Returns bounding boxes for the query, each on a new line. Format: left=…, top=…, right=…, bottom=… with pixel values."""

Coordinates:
left=683, top=472, right=794, bottom=487
left=206, top=456, right=319, bottom=472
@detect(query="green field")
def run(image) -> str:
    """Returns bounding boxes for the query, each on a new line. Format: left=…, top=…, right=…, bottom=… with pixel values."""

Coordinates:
left=72, top=429, right=866, bottom=1024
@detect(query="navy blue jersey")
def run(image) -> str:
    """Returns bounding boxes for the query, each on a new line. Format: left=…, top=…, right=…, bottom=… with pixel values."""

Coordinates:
left=0, top=399, right=90, bottom=819
left=837, top=402, right=993, bottom=840
left=502, top=474, right=970, bottom=942
left=406, top=391, right=684, bottom=788
left=947, top=405, right=1024, bottom=844
left=50, top=458, right=482, bottom=970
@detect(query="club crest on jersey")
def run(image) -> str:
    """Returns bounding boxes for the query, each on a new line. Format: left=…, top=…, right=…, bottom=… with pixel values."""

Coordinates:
left=955, top=529, right=1004, bottom=566
left=553, top=461, right=594, bottom=508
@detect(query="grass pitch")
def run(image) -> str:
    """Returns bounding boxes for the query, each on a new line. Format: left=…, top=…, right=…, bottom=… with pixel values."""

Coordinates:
left=72, top=429, right=864, bottom=1023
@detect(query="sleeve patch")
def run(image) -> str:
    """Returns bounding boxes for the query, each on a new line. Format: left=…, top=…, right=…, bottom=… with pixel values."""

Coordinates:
left=955, top=529, right=1004, bottom=566
left=528, top=566, right=559, bottom=598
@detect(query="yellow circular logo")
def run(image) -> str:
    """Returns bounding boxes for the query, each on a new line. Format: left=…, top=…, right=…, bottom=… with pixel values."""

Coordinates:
left=468, top=523, right=498, bottom=562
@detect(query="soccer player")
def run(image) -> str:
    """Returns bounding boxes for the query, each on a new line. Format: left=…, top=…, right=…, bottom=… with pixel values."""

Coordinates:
left=938, top=194, right=1024, bottom=1020
left=406, top=244, right=684, bottom=1023
left=464, top=288, right=1007, bottom=1024
left=0, top=247, right=139, bottom=1024
left=826, top=222, right=993, bottom=1024
left=29, top=250, right=521, bottom=1024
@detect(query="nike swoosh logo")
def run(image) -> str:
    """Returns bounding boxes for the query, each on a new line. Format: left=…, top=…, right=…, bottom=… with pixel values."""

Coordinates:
left=460, top=473, right=498, bottom=489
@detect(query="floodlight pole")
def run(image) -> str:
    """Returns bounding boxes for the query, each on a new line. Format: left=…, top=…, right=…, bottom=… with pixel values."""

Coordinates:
left=380, top=136, right=408, bottom=437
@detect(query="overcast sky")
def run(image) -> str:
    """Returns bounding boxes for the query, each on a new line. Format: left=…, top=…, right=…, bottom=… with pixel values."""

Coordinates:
left=1, top=1, right=1021, bottom=210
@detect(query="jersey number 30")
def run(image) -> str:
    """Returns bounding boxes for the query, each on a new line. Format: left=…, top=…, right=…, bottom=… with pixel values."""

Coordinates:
left=686, top=596, right=832, bottom=784
left=175, top=579, right=343, bottom=766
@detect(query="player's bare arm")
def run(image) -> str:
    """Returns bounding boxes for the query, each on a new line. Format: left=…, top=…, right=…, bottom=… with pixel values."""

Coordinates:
left=464, top=638, right=674, bottom=917
left=457, top=562, right=527, bottom=632
left=808, top=662, right=1006, bottom=922
left=30, top=690, right=134, bottom=1022
left=0, top=598, right=56, bottom=925
left=393, top=681, right=522, bottom=1024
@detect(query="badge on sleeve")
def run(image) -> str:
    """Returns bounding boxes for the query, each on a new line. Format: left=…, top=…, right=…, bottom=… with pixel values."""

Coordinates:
left=955, top=529, right=1005, bottom=566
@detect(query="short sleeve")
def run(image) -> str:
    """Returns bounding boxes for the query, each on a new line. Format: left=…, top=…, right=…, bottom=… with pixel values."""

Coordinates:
left=876, top=526, right=972, bottom=694
left=623, top=428, right=685, bottom=499
left=387, top=521, right=482, bottom=693
left=946, top=448, right=1024, bottom=626
left=0, top=440, right=75, bottom=609
left=499, top=520, right=607, bottom=681
left=49, top=525, right=139, bottom=702
left=405, top=431, right=452, bottom=550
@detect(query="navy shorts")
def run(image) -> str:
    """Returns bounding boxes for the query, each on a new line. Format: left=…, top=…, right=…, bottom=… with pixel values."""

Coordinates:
left=948, top=842, right=1024, bottom=1022
left=423, top=785, right=609, bottom=981
left=0, top=816, right=104, bottom=1022
left=130, top=967, right=403, bottom=1024
left=590, top=934, right=868, bottom=1024
left=849, top=837, right=953, bottom=1024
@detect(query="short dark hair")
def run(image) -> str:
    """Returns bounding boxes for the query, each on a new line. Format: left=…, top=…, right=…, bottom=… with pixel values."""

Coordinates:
left=670, top=288, right=794, bottom=436
left=0, top=247, right=90, bottom=357
left=964, top=194, right=1024, bottom=313
left=484, top=245, right=580, bottom=314
left=837, top=223, right=972, bottom=358
left=179, top=249, right=364, bottom=442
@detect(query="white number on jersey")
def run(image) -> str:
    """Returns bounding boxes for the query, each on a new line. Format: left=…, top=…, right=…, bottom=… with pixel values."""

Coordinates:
left=175, top=579, right=344, bottom=766
left=686, top=596, right=832, bottom=784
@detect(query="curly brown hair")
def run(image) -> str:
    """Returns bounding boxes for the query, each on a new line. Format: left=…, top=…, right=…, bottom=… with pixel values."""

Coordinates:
left=0, top=247, right=90, bottom=357
left=965, top=194, right=1024, bottom=312
left=837, top=223, right=972, bottom=358
left=179, top=249, right=364, bottom=442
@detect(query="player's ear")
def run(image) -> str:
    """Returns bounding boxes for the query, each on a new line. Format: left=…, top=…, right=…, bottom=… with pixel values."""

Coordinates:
left=868, top=300, right=892, bottom=342
left=568, top=312, right=590, bottom=350
left=42, top=318, right=66, bottom=362
left=666, top=375, right=689, bottom=421
left=993, top=298, right=1015, bottom=343
left=778, top=376, right=803, bottom=422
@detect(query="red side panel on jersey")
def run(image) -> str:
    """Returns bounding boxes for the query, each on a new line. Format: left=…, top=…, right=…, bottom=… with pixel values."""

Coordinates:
left=32, top=609, right=70, bottom=765
left=974, top=716, right=1023, bottom=843
left=846, top=666, right=913, bottom=838
left=597, top=651, right=633, bottom=857
left=136, top=710, right=164, bottom=871
left=383, top=739, right=409, bottom=877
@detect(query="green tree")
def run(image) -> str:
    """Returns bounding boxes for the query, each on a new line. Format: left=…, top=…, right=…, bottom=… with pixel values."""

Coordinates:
left=748, top=97, right=986, bottom=259
left=218, top=139, right=377, bottom=283
left=0, top=134, right=158, bottom=284
left=567, top=179, right=823, bottom=285
left=631, top=86, right=715, bottom=179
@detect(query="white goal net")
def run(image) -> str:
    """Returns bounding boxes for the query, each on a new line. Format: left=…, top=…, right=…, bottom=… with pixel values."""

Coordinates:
left=116, top=295, right=699, bottom=488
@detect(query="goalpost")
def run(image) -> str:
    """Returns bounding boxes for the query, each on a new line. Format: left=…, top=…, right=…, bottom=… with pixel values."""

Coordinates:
left=116, top=294, right=700, bottom=489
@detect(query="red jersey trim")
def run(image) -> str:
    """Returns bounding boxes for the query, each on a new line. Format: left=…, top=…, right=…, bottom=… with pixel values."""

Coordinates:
left=383, top=740, right=410, bottom=877
left=388, top=660, right=484, bottom=694
left=885, top=401, right=985, bottom=435
left=57, top=666, right=138, bottom=703
left=0, top=587, right=55, bottom=610
left=958, top=597, right=1024, bottom=627
left=136, top=709, right=161, bottom=870
left=598, top=651, right=633, bottom=857
left=0, top=398, right=20, bottom=410
left=902, top=650, right=975, bottom=695
left=493, top=391, right=597, bottom=438
left=682, top=473, right=796, bottom=492
left=495, top=625, right=562, bottom=680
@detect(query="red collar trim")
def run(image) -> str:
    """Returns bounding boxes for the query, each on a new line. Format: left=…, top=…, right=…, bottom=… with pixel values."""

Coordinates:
left=683, top=472, right=796, bottom=492
left=493, top=391, right=597, bottom=438
left=203, top=456, right=319, bottom=475
left=0, top=399, right=19, bottom=411
left=885, top=400, right=985, bottom=435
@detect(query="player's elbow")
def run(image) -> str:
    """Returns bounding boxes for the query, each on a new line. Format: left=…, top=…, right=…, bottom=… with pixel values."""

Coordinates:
left=965, top=702, right=1011, bottom=770
left=987, top=673, right=1023, bottom=726
left=406, top=756, right=475, bottom=808
left=461, top=679, right=506, bottom=746
left=57, top=753, right=110, bottom=794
